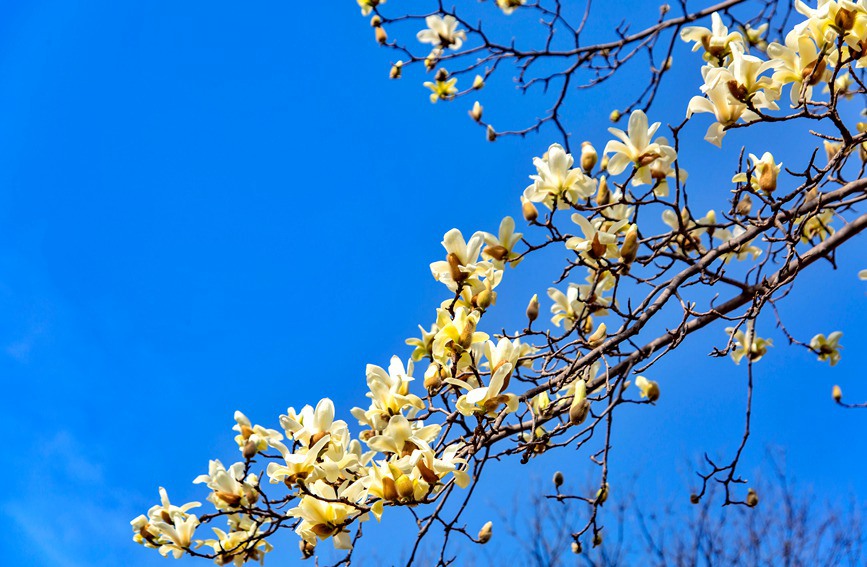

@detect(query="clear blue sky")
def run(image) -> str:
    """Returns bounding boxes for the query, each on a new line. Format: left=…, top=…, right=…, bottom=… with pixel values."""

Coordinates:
left=0, top=1, right=865, bottom=565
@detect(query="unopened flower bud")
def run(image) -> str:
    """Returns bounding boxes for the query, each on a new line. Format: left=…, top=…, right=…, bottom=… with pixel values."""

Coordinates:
left=660, top=4, right=670, bottom=16
left=469, top=101, right=483, bottom=122
left=824, top=140, right=842, bottom=163
left=484, top=245, right=509, bottom=261
left=522, top=197, right=538, bottom=222
left=736, top=194, right=752, bottom=216
left=216, top=491, right=242, bottom=507
left=475, top=288, right=493, bottom=311
left=801, top=57, right=826, bottom=86
left=836, top=8, right=856, bottom=30
left=832, top=384, right=842, bottom=402
left=375, top=26, right=388, bottom=44
left=396, top=475, right=415, bottom=500
left=596, top=483, right=609, bottom=504
left=486, top=124, right=497, bottom=142
left=588, top=322, right=607, bottom=346
left=424, top=364, right=444, bottom=390
left=571, top=541, right=582, bottom=554
left=299, top=539, right=316, bottom=559
left=758, top=163, right=776, bottom=193
left=662, top=56, right=673, bottom=71
left=580, top=141, right=598, bottom=173
left=746, top=488, right=759, bottom=507
left=472, top=75, right=485, bottom=89
left=595, top=176, right=610, bottom=207
left=589, top=233, right=607, bottom=260
left=526, top=293, right=540, bottom=323
left=553, top=471, right=564, bottom=488
left=478, top=521, right=493, bottom=544
left=389, top=61, right=403, bottom=79
left=620, top=225, right=639, bottom=264
left=370, top=15, right=382, bottom=27
left=569, top=398, right=590, bottom=425
left=458, top=318, right=477, bottom=349
left=600, top=155, right=609, bottom=171
left=609, top=109, right=621, bottom=123
left=690, top=493, right=700, bottom=504
left=425, top=52, right=438, bottom=71
left=447, top=252, right=467, bottom=283
left=593, top=530, right=603, bottom=547
left=243, top=440, right=258, bottom=459
left=435, top=67, right=449, bottom=81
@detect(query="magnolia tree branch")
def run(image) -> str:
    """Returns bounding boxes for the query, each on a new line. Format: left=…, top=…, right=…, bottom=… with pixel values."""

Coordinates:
left=131, top=1, right=867, bottom=565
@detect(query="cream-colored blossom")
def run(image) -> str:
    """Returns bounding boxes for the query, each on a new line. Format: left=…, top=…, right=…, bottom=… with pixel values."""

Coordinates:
left=482, top=216, right=524, bottom=267
left=680, top=12, right=745, bottom=63
left=810, top=331, right=843, bottom=366
left=727, top=324, right=773, bottom=364
left=524, top=143, right=597, bottom=209
left=417, top=15, right=466, bottom=50
left=604, top=110, right=678, bottom=185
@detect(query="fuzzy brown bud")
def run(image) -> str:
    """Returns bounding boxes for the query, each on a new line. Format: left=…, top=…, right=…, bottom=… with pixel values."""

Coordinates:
left=299, top=540, right=316, bottom=559
left=690, top=493, right=701, bottom=504
left=375, top=26, right=387, bottom=44
left=553, top=471, right=564, bottom=488
left=746, top=488, right=759, bottom=507
left=447, top=252, right=467, bottom=283
left=389, top=62, right=402, bottom=79
left=478, top=521, right=493, bottom=544
left=595, top=175, right=610, bottom=207
left=486, top=124, right=497, bottom=142
left=836, top=8, right=856, bottom=30
left=620, top=225, right=639, bottom=264
left=526, top=294, right=540, bottom=323
left=801, top=57, right=826, bottom=86
left=243, top=440, right=258, bottom=459
left=569, top=398, right=591, bottom=425
left=580, top=141, right=598, bottom=173
left=736, top=194, right=752, bottom=216
left=522, top=198, right=538, bottom=222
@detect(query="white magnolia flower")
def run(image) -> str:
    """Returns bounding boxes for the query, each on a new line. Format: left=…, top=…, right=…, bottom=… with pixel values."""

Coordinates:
left=232, top=411, right=283, bottom=456
left=810, top=331, right=843, bottom=366
left=680, top=12, right=745, bottom=62
left=482, top=216, right=524, bottom=267
left=429, top=228, right=489, bottom=291
left=726, top=324, right=772, bottom=364
left=447, top=361, right=519, bottom=417
left=357, top=0, right=384, bottom=17
left=604, top=110, right=677, bottom=186
left=525, top=143, right=597, bottom=209
left=687, top=82, right=753, bottom=147
left=716, top=225, right=762, bottom=263
left=767, top=30, right=830, bottom=106
left=496, top=0, right=526, bottom=15
left=193, top=460, right=259, bottom=510
left=417, top=15, right=466, bottom=50
left=566, top=214, right=628, bottom=261
left=635, top=376, right=660, bottom=402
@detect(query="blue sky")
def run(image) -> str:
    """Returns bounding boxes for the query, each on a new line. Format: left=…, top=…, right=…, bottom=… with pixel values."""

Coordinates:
left=0, top=1, right=865, bottom=565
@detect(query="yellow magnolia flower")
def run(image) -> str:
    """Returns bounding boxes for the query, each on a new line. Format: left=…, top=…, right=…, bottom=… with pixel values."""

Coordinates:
left=357, top=0, right=383, bottom=17
left=481, top=216, right=524, bottom=267
left=423, top=75, right=458, bottom=103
